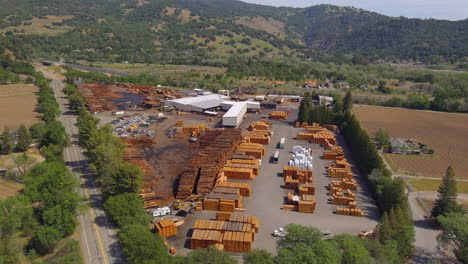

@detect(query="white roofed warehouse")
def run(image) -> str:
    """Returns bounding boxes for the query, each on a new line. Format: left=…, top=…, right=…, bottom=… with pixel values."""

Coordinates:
left=222, top=102, right=247, bottom=127
left=164, top=94, right=224, bottom=112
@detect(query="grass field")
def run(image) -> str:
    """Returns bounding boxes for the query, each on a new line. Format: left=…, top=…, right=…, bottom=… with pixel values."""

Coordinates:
left=82, top=62, right=227, bottom=76
left=407, top=178, right=468, bottom=194
left=0, top=15, right=73, bottom=36
left=0, top=84, right=40, bottom=129
left=0, top=177, right=24, bottom=200
left=354, top=105, right=468, bottom=179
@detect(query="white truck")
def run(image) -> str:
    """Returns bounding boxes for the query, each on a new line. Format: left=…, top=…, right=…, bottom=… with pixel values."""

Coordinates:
left=151, top=206, right=171, bottom=217
left=279, top=138, right=286, bottom=149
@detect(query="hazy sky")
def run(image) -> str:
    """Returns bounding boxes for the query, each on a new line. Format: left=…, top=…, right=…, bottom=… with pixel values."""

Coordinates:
left=241, top=0, right=468, bottom=20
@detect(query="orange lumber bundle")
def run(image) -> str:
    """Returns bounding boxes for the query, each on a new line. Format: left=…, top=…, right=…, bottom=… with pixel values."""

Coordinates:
left=224, top=163, right=258, bottom=176
left=269, top=111, right=289, bottom=120
left=222, top=231, right=253, bottom=252
left=223, top=167, right=254, bottom=180
left=284, top=176, right=299, bottom=190
left=335, top=160, right=350, bottom=168
left=243, top=136, right=270, bottom=145
left=215, top=182, right=251, bottom=196
left=216, top=212, right=233, bottom=221
left=248, top=121, right=270, bottom=131
left=298, top=183, right=315, bottom=195
left=194, top=220, right=225, bottom=231
left=328, top=179, right=357, bottom=191
left=228, top=159, right=259, bottom=166
left=228, top=214, right=260, bottom=233
left=204, top=198, right=220, bottom=211
left=332, top=195, right=355, bottom=205
left=282, top=204, right=298, bottom=211
left=323, top=151, right=345, bottom=161
left=154, top=219, right=177, bottom=237
left=212, top=187, right=240, bottom=195
left=328, top=167, right=353, bottom=179
left=298, top=200, right=316, bottom=213
left=283, top=166, right=313, bottom=183
left=336, top=207, right=365, bottom=217
left=190, top=229, right=223, bottom=249
left=296, top=132, right=314, bottom=141
left=206, top=193, right=243, bottom=208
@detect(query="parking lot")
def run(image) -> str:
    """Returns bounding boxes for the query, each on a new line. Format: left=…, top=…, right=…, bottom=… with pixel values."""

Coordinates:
left=170, top=107, right=379, bottom=255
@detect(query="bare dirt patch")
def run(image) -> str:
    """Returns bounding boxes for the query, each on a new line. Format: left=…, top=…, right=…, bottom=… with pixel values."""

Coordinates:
left=354, top=105, right=468, bottom=179
left=0, top=84, right=40, bottom=129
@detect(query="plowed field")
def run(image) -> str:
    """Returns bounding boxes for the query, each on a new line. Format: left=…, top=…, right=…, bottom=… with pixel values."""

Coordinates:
left=0, top=84, right=39, bottom=130
left=354, top=105, right=468, bottom=179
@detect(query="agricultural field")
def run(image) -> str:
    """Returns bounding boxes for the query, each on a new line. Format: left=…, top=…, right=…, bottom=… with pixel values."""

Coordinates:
left=407, top=178, right=468, bottom=194
left=0, top=15, right=73, bottom=36
left=0, top=84, right=40, bottom=129
left=354, top=105, right=468, bottom=179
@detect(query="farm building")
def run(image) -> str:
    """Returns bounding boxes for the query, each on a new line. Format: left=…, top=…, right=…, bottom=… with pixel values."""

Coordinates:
left=165, top=94, right=226, bottom=112
left=391, top=138, right=409, bottom=154
left=223, top=103, right=247, bottom=127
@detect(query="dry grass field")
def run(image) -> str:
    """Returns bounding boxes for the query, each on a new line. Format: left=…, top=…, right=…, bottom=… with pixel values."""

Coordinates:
left=0, top=84, right=40, bottom=129
left=0, top=15, right=73, bottom=36
left=407, top=178, right=468, bottom=194
left=354, top=105, right=468, bottom=179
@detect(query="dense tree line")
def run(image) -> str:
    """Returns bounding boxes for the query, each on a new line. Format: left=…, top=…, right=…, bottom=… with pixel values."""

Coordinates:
left=298, top=91, right=415, bottom=262
left=0, top=63, right=79, bottom=262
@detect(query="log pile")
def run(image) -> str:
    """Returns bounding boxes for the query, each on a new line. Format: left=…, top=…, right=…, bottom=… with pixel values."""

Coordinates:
left=122, top=138, right=161, bottom=209
left=176, top=129, right=242, bottom=199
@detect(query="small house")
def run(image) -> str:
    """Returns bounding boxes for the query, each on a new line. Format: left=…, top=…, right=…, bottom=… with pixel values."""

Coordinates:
left=391, top=138, right=409, bottom=154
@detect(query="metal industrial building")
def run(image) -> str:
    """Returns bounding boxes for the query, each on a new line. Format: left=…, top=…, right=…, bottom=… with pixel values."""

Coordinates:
left=164, top=94, right=225, bottom=112
left=222, top=103, right=247, bottom=127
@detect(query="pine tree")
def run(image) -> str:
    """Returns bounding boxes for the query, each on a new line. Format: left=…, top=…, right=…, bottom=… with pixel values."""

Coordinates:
left=432, top=166, right=463, bottom=218
left=1, top=127, right=14, bottom=154
left=16, top=125, right=32, bottom=152
left=377, top=212, right=393, bottom=243
left=343, top=91, right=353, bottom=112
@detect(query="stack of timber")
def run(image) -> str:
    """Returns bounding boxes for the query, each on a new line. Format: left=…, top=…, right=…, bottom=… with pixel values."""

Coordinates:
left=328, top=179, right=357, bottom=191
left=154, top=219, right=177, bottom=237
left=204, top=193, right=243, bottom=212
left=335, top=207, right=364, bottom=217
left=122, top=138, right=161, bottom=209
left=236, top=142, right=265, bottom=159
left=176, top=129, right=242, bottom=199
left=323, top=151, right=345, bottom=161
left=181, top=123, right=206, bottom=135
left=212, top=187, right=240, bottom=195
left=283, top=193, right=316, bottom=213
left=298, top=183, right=315, bottom=195
left=324, top=124, right=339, bottom=132
left=215, top=182, right=251, bottom=196
left=328, top=166, right=353, bottom=178
left=222, top=232, right=253, bottom=252
left=248, top=120, right=271, bottom=131
left=298, top=200, right=316, bottom=213
left=283, top=166, right=313, bottom=183
left=223, top=163, right=258, bottom=177
left=269, top=110, right=290, bottom=120
left=191, top=213, right=260, bottom=252
left=331, top=195, right=355, bottom=206
left=190, top=229, right=223, bottom=249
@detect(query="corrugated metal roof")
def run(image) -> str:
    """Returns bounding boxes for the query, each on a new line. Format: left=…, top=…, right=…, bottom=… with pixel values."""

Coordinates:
left=223, top=103, right=247, bottom=118
left=190, top=99, right=222, bottom=109
left=167, top=94, right=222, bottom=105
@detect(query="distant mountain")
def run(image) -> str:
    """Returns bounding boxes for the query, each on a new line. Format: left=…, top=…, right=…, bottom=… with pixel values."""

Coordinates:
left=1, top=0, right=466, bottom=64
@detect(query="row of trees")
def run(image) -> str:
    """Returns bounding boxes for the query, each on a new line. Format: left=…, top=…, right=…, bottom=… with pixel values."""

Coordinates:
left=0, top=67, right=79, bottom=263
left=298, top=91, right=415, bottom=263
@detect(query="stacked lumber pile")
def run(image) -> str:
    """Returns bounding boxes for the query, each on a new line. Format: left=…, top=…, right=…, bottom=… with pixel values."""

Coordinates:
left=328, top=166, right=353, bottom=178
left=269, top=110, right=290, bottom=120
left=336, top=207, right=365, bottom=216
left=223, top=232, right=253, bottom=252
left=247, top=120, right=271, bottom=131
left=203, top=193, right=243, bottom=212
left=328, top=178, right=357, bottom=191
left=243, top=131, right=271, bottom=145
left=190, top=230, right=223, bottom=249
left=182, top=123, right=206, bottom=135
left=222, top=167, right=255, bottom=180
left=323, top=151, right=345, bottom=161
left=122, top=138, right=161, bottom=209
left=283, top=166, right=313, bottom=183
left=324, top=124, right=338, bottom=132
left=283, top=193, right=316, bottom=213
left=236, top=142, right=265, bottom=159
left=224, top=163, right=258, bottom=177
left=176, top=129, right=242, bottom=199
left=191, top=214, right=260, bottom=252
left=215, top=182, right=251, bottom=196
left=296, top=132, right=315, bottom=141
left=298, top=183, right=315, bottom=195
left=212, top=187, right=240, bottom=195
left=154, top=219, right=177, bottom=237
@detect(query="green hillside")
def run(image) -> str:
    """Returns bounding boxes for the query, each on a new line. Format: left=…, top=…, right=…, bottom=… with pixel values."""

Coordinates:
left=0, top=0, right=467, bottom=64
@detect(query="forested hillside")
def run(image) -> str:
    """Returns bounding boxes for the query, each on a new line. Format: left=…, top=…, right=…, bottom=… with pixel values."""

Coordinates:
left=0, top=0, right=466, bottom=64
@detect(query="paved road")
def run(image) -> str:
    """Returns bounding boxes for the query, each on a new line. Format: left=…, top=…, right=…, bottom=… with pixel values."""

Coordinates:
left=45, top=72, right=125, bottom=264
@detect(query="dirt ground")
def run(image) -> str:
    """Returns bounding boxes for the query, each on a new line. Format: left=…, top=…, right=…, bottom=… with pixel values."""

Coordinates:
left=0, top=84, right=40, bottom=130
left=354, top=105, right=468, bottom=179
left=171, top=107, right=379, bottom=256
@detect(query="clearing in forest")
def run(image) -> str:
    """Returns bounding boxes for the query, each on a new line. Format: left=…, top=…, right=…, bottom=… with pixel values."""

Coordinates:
left=0, top=84, right=40, bottom=130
